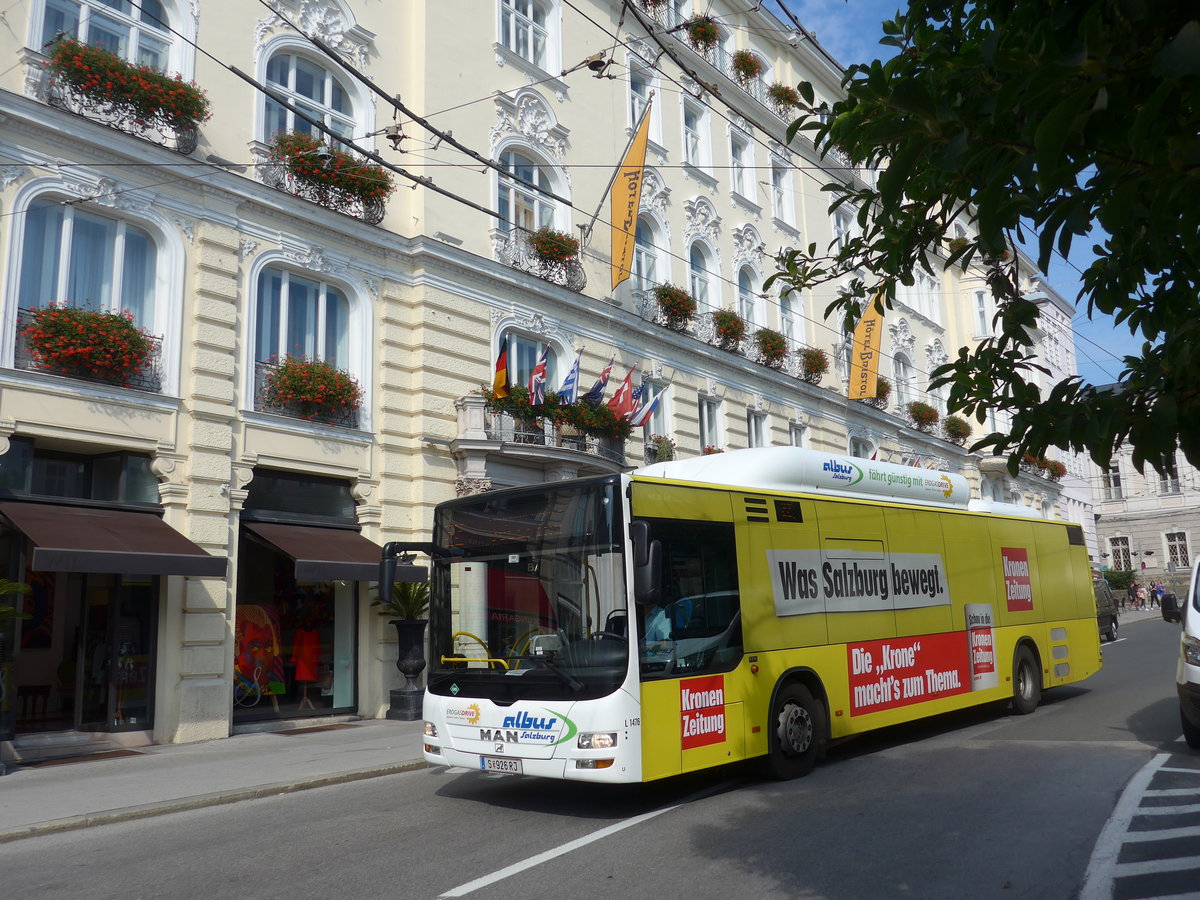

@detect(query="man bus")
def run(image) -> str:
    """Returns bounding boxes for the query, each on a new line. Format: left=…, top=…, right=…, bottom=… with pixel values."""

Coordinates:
left=381, top=447, right=1101, bottom=782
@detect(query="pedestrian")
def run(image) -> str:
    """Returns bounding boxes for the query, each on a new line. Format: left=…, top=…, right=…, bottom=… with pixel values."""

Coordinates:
left=1152, top=581, right=1164, bottom=609
left=1125, top=582, right=1136, bottom=610
left=1136, top=582, right=1147, bottom=609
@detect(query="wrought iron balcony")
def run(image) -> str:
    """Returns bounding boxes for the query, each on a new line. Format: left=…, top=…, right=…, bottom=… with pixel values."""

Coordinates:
left=485, top=411, right=624, bottom=465
left=46, top=72, right=199, bottom=155
left=252, top=360, right=360, bottom=429
left=493, top=229, right=586, bottom=292
left=13, top=307, right=163, bottom=393
left=258, top=158, right=386, bottom=225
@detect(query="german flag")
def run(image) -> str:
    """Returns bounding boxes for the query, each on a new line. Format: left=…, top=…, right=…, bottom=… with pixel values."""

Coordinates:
left=492, top=334, right=509, bottom=399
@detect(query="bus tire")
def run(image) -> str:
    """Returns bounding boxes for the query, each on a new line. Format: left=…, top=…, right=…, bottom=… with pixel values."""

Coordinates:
left=1011, top=646, right=1041, bottom=715
left=765, top=683, right=825, bottom=780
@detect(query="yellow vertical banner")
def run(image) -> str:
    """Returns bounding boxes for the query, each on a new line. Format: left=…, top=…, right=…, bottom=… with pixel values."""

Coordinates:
left=610, top=102, right=653, bottom=291
left=849, top=295, right=885, bottom=400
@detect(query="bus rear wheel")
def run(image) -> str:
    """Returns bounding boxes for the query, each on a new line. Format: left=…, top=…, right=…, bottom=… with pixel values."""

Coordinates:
left=1011, top=646, right=1041, bottom=715
left=765, top=683, right=825, bottom=780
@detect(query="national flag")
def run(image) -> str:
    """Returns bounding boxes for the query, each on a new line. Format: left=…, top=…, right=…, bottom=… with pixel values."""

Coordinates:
left=629, top=387, right=661, bottom=427
left=558, top=350, right=583, bottom=404
left=610, top=99, right=654, bottom=291
left=849, top=293, right=885, bottom=400
left=606, top=368, right=636, bottom=419
left=527, top=344, right=549, bottom=405
left=492, top=334, right=509, bottom=399
left=583, top=355, right=615, bottom=408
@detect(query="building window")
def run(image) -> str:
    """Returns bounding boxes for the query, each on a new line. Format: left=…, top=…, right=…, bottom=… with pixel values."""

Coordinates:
left=1167, top=532, right=1190, bottom=570
left=40, top=0, right=172, bottom=68
left=627, top=58, right=661, bottom=142
left=699, top=396, right=721, bottom=451
left=501, top=331, right=557, bottom=391
left=255, top=267, right=349, bottom=365
left=1103, top=463, right=1123, bottom=501
left=500, top=0, right=549, bottom=69
left=848, top=436, right=873, bottom=459
left=780, top=289, right=798, bottom=343
left=1159, top=462, right=1181, bottom=494
left=264, top=52, right=355, bottom=142
left=640, top=381, right=668, bottom=437
left=893, top=353, right=915, bottom=410
left=682, top=99, right=709, bottom=170
left=737, top=267, right=759, bottom=327
left=498, top=149, right=557, bottom=232
left=689, top=242, right=714, bottom=311
left=789, top=420, right=807, bottom=448
left=18, top=198, right=159, bottom=330
left=982, top=475, right=1005, bottom=502
left=633, top=216, right=660, bottom=292
left=834, top=209, right=854, bottom=252
left=730, top=132, right=751, bottom=198
left=1108, top=536, right=1131, bottom=571
left=771, top=160, right=793, bottom=226
left=974, top=290, right=991, bottom=336
left=746, top=410, right=765, bottom=448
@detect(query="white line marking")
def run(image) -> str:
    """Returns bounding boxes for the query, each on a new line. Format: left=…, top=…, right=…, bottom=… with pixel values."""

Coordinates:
left=1080, top=752, right=1171, bottom=900
left=436, top=782, right=734, bottom=898
left=1134, top=803, right=1200, bottom=815
left=1113, top=855, right=1200, bottom=877
left=1120, top=824, right=1200, bottom=842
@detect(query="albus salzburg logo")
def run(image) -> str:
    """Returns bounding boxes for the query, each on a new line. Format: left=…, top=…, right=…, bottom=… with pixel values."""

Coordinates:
left=479, top=709, right=577, bottom=746
left=822, top=458, right=863, bottom=486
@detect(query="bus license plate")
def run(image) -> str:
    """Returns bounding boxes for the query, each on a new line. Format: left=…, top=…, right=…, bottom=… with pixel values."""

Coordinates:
left=480, top=755, right=522, bottom=775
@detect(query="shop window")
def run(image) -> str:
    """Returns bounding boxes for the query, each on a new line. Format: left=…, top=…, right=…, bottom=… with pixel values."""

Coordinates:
left=243, top=469, right=357, bottom=525
left=0, top=436, right=157, bottom=505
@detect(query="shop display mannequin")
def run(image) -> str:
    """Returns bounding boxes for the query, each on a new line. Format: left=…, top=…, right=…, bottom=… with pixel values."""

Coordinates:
left=291, top=625, right=320, bottom=711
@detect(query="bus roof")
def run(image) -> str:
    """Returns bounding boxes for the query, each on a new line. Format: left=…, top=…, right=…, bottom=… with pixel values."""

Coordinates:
left=634, top=447, right=972, bottom=510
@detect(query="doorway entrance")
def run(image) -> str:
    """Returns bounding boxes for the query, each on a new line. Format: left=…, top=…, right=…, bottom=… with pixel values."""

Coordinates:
left=12, top=573, right=156, bottom=734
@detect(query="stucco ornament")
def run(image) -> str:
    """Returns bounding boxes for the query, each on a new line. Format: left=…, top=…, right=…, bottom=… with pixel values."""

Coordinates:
left=256, top=0, right=374, bottom=68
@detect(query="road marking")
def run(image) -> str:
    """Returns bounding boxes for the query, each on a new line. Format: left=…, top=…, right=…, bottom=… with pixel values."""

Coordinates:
left=1079, top=752, right=1170, bottom=900
left=436, top=781, right=737, bottom=898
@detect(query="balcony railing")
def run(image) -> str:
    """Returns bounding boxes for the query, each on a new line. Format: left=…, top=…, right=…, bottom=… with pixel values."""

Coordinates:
left=493, top=229, right=586, bottom=292
left=14, top=307, right=163, bottom=392
left=46, top=72, right=199, bottom=155
left=259, top=158, right=386, bottom=225
left=253, top=359, right=360, bottom=428
left=486, top=411, right=624, bottom=465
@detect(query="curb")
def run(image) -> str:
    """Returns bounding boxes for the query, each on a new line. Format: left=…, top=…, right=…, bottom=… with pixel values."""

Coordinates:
left=0, top=758, right=427, bottom=845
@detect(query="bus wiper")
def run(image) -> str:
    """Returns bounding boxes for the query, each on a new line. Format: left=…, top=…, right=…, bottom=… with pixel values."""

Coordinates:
left=514, top=654, right=583, bottom=692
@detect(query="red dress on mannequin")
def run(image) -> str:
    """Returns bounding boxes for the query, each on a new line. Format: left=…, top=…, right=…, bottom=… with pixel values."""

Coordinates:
left=292, top=628, right=320, bottom=682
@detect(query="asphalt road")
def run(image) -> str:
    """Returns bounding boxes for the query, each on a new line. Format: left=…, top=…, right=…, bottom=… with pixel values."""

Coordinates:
left=0, top=616, right=1187, bottom=900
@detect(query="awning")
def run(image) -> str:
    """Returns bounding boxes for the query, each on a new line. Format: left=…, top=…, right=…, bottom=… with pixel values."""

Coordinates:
left=243, top=522, right=382, bottom=582
left=0, top=501, right=228, bottom=577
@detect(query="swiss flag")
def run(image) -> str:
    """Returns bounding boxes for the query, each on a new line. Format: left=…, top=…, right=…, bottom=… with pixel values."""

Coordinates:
left=606, top=368, right=636, bottom=419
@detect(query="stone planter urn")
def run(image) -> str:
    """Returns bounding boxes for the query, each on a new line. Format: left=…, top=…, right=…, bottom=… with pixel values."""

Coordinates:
left=387, top=619, right=428, bottom=721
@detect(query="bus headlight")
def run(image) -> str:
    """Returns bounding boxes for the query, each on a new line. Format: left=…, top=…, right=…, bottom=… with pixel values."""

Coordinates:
left=424, top=721, right=439, bottom=738
left=1184, top=635, right=1200, bottom=667
left=577, top=732, right=617, bottom=750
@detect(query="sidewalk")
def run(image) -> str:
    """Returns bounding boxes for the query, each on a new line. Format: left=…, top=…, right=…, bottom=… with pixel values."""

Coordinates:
left=0, top=717, right=426, bottom=844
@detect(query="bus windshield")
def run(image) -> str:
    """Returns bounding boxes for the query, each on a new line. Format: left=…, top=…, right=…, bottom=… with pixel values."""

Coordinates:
left=427, top=477, right=628, bottom=702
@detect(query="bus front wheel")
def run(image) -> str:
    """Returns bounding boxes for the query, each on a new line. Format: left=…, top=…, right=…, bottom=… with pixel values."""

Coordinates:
left=1011, top=646, right=1041, bottom=715
left=765, top=683, right=825, bottom=780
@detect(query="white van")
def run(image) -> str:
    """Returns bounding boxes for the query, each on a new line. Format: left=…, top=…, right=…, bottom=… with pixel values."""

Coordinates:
left=1178, top=556, right=1200, bottom=749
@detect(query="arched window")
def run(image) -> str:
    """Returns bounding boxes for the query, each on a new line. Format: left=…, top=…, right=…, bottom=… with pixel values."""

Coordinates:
left=633, top=217, right=659, bottom=291
left=737, top=266, right=759, bottom=327
left=499, top=0, right=552, bottom=70
left=893, top=352, right=915, bottom=409
left=255, top=267, right=350, bottom=365
left=18, top=198, right=158, bottom=330
left=498, top=149, right=557, bottom=232
left=263, top=52, right=355, bottom=141
left=689, top=242, right=713, bottom=311
left=500, top=330, right=557, bottom=392
left=40, top=0, right=172, bottom=69
left=779, top=289, right=798, bottom=343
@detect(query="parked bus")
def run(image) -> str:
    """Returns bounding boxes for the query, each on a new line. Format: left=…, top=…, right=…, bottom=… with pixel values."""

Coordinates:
left=381, top=447, right=1101, bottom=782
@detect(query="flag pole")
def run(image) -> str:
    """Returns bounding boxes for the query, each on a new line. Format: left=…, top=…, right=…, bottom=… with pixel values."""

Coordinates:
left=580, top=94, right=654, bottom=249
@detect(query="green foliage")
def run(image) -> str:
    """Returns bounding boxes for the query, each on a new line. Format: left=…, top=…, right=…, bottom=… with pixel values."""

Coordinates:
left=373, top=580, right=429, bottom=620
left=263, top=355, right=363, bottom=420
left=686, top=17, right=721, bottom=51
left=527, top=228, right=579, bottom=264
left=22, top=304, right=153, bottom=387
left=1104, top=570, right=1135, bottom=592
left=906, top=400, right=940, bottom=431
left=711, top=308, right=747, bottom=350
left=768, top=1, right=1200, bottom=475
left=731, top=50, right=764, bottom=83
left=942, top=414, right=972, bottom=445
left=481, top=386, right=633, bottom=441
left=269, top=132, right=395, bottom=203
left=798, top=346, right=829, bottom=384
left=652, top=283, right=697, bottom=330
left=754, top=327, right=788, bottom=367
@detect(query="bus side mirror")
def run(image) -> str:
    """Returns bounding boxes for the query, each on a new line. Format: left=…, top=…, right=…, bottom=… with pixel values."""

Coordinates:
left=630, top=520, right=661, bottom=606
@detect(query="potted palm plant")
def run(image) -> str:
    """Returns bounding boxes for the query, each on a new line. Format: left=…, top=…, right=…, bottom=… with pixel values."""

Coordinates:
left=373, top=580, right=430, bottom=721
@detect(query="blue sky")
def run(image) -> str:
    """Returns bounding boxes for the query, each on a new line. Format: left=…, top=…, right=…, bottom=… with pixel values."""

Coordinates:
left=781, top=0, right=1138, bottom=385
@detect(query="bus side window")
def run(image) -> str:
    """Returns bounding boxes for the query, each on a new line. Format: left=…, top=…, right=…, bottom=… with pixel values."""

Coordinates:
left=638, top=519, right=743, bottom=679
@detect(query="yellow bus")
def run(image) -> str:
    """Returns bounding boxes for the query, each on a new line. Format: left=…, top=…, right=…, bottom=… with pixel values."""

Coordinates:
left=387, top=447, right=1101, bottom=782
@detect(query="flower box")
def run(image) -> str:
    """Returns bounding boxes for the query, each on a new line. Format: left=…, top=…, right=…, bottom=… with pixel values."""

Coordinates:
left=527, top=227, right=580, bottom=265
left=798, top=346, right=829, bottom=385
left=261, top=355, right=363, bottom=425
left=21, top=304, right=154, bottom=388
left=858, top=375, right=891, bottom=410
left=483, top=387, right=633, bottom=442
left=906, top=400, right=940, bottom=432
left=942, top=414, right=972, bottom=446
left=651, top=284, right=697, bottom=331
left=266, top=132, right=394, bottom=223
left=754, top=328, right=788, bottom=369
left=731, top=49, right=763, bottom=83
left=686, top=17, right=721, bottom=51
left=711, top=308, right=747, bottom=351
left=767, top=83, right=801, bottom=115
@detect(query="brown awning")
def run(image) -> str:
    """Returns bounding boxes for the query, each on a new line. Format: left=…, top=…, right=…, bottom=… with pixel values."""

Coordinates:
left=244, top=522, right=382, bottom=582
left=0, top=501, right=228, bottom=577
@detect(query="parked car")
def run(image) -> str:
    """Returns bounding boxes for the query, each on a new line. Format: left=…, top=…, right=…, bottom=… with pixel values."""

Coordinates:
left=1094, top=576, right=1119, bottom=642
left=1177, top=557, right=1200, bottom=750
